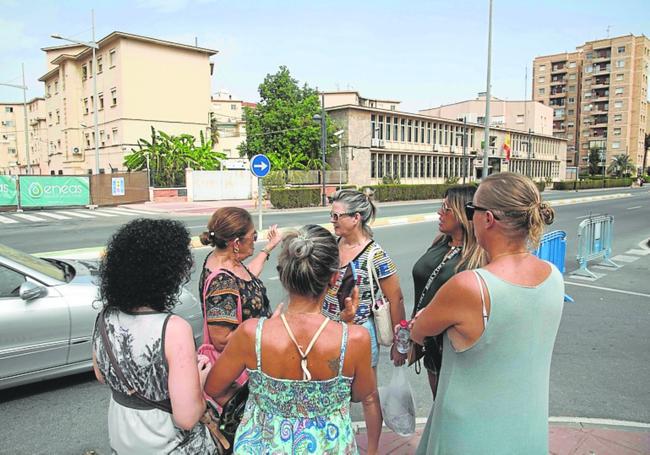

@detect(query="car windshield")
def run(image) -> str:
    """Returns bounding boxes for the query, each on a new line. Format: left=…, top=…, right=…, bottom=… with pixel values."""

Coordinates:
left=0, top=243, right=66, bottom=282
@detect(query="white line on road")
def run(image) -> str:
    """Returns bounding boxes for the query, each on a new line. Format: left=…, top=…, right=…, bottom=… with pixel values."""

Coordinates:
left=626, top=206, right=642, bottom=210
left=0, top=215, right=18, bottom=224
left=565, top=281, right=650, bottom=298
left=575, top=213, right=600, bottom=219
left=12, top=213, right=46, bottom=222
left=88, top=210, right=118, bottom=217
left=36, top=212, right=70, bottom=220
left=57, top=210, right=95, bottom=219
left=106, top=208, right=158, bottom=215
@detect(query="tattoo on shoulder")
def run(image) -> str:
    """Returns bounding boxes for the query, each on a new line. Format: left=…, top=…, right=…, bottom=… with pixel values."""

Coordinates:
left=328, top=358, right=340, bottom=374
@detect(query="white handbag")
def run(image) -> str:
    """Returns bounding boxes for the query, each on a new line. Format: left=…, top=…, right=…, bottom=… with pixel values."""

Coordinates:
left=367, top=245, right=394, bottom=347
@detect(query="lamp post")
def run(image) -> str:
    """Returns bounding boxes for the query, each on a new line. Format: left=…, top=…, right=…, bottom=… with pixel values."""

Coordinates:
left=333, top=129, right=344, bottom=190
left=1, top=64, right=31, bottom=174
left=52, top=11, right=100, bottom=174
left=482, top=0, right=494, bottom=181
left=312, top=93, right=327, bottom=206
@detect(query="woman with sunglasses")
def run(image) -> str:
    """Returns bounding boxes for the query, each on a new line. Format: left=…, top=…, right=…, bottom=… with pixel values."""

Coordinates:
left=412, top=173, right=563, bottom=455
left=410, top=185, right=485, bottom=397
left=198, top=207, right=281, bottom=403
left=322, top=189, right=406, bottom=455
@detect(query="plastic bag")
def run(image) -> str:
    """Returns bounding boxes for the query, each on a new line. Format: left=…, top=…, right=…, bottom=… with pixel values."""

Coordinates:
left=379, top=366, right=416, bottom=436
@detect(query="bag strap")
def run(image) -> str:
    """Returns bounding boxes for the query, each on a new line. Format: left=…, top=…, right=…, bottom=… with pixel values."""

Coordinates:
left=367, top=244, right=384, bottom=308
left=201, top=266, right=243, bottom=346
left=98, top=308, right=172, bottom=414
left=414, top=246, right=462, bottom=317
left=472, top=271, right=489, bottom=329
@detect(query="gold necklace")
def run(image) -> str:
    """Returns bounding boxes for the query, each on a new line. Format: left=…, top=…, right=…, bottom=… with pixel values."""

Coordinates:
left=490, top=251, right=529, bottom=261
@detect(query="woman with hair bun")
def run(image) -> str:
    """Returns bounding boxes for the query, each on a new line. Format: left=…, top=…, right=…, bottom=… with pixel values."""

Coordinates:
left=323, top=188, right=406, bottom=454
left=198, top=207, right=281, bottom=402
left=205, top=225, right=375, bottom=453
left=412, top=172, right=564, bottom=455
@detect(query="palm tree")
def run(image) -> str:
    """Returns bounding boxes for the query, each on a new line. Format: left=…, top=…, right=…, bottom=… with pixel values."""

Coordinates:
left=607, top=153, right=635, bottom=178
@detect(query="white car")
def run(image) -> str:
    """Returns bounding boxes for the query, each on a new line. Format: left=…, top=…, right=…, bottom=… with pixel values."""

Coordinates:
left=0, top=243, right=203, bottom=390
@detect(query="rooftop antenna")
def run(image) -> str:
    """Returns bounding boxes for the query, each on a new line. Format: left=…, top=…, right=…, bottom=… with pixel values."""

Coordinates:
left=194, top=36, right=198, bottom=47
left=606, top=25, right=611, bottom=38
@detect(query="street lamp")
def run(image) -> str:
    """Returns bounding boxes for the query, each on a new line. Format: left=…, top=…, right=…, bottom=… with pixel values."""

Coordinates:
left=52, top=11, right=100, bottom=174
left=1, top=63, right=31, bottom=174
left=333, top=129, right=344, bottom=190
left=312, top=93, right=327, bottom=206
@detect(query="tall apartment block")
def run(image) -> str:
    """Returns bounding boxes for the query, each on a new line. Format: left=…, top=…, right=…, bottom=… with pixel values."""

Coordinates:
left=533, top=34, right=650, bottom=173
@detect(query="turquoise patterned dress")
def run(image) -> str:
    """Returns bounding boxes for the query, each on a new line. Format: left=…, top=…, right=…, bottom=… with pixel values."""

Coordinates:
left=233, top=318, right=358, bottom=454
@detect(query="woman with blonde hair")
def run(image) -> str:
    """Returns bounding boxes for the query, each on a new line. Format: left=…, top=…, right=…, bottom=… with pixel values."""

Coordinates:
left=410, top=185, right=486, bottom=396
left=412, top=172, right=564, bottom=454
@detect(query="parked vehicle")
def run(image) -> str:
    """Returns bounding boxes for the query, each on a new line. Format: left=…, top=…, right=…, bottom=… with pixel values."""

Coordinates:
left=0, top=243, right=203, bottom=390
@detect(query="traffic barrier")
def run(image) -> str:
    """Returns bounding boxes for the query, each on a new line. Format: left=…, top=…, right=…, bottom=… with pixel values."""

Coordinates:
left=533, top=230, right=573, bottom=303
left=573, top=214, right=619, bottom=278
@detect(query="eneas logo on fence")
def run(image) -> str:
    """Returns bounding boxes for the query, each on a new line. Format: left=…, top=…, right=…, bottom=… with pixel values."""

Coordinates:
left=28, top=182, right=44, bottom=199
left=27, top=181, right=84, bottom=199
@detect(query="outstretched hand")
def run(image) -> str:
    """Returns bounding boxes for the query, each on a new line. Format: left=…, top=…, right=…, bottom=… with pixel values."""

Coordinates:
left=266, top=224, right=282, bottom=250
left=340, top=287, right=359, bottom=323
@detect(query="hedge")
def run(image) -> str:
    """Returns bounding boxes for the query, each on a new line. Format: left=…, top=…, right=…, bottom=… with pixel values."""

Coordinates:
left=535, top=181, right=546, bottom=193
left=269, top=187, right=321, bottom=209
left=552, top=178, right=633, bottom=190
left=360, top=184, right=461, bottom=202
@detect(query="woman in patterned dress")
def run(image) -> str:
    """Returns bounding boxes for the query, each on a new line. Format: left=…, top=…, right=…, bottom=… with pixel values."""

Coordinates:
left=205, top=224, right=376, bottom=454
left=322, top=189, right=407, bottom=455
left=198, top=207, right=281, bottom=403
left=92, top=218, right=217, bottom=454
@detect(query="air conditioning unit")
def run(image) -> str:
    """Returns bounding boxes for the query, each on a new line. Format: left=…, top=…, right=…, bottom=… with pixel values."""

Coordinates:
left=433, top=144, right=441, bottom=152
left=1, top=121, right=7, bottom=126
left=72, top=146, right=81, bottom=155
left=371, top=138, right=380, bottom=147
left=450, top=145, right=457, bottom=153
left=378, top=139, right=385, bottom=148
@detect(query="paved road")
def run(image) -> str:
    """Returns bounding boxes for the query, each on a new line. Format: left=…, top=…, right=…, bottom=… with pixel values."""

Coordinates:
left=0, top=187, right=648, bottom=454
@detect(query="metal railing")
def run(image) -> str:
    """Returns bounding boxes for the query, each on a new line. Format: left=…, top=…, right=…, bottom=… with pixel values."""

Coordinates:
left=533, top=230, right=573, bottom=303
left=574, top=214, right=619, bottom=278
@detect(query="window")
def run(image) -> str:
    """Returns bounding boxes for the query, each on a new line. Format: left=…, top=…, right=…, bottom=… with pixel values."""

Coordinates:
left=586, top=52, right=593, bottom=60
left=100, top=130, right=105, bottom=147
left=393, top=117, right=398, bottom=140
left=371, top=114, right=376, bottom=138
left=4, top=107, right=12, bottom=113
left=615, top=87, right=624, bottom=95
left=379, top=116, right=384, bottom=140
left=230, top=104, right=237, bottom=110
left=612, top=141, right=620, bottom=149
left=48, top=112, right=52, bottom=125
left=109, top=49, right=116, bottom=67
left=614, top=114, right=622, bottom=122
left=585, top=66, right=593, bottom=73
left=407, top=119, right=412, bottom=142
left=82, top=65, right=88, bottom=80
left=400, top=119, right=405, bottom=141
left=111, top=88, right=117, bottom=106
left=0, top=265, right=26, bottom=298
left=569, top=73, right=576, bottom=80
left=538, top=88, right=545, bottom=95
left=47, top=84, right=51, bottom=96
left=83, top=98, right=89, bottom=115
left=568, top=61, right=576, bottom=68
left=88, top=60, right=93, bottom=76
left=568, top=85, right=576, bottom=92
left=616, top=73, right=624, bottom=81
left=85, top=133, right=90, bottom=147
left=538, top=76, right=545, bottom=83
left=413, top=120, right=418, bottom=143
left=568, top=109, right=575, bottom=116
left=99, top=94, right=104, bottom=110
left=617, top=46, right=625, bottom=54
left=54, top=80, right=59, bottom=93
left=613, top=128, right=621, bottom=136
left=56, top=110, right=60, bottom=124
left=97, top=57, right=103, bottom=73
left=386, top=117, right=391, bottom=141
left=616, top=60, right=625, bottom=68
left=112, top=128, right=118, bottom=143
left=539, top=64, right=546, bottom=71
left=568, top=97, right=575, bottom=104
left=614, top=101, right=623, bottom=108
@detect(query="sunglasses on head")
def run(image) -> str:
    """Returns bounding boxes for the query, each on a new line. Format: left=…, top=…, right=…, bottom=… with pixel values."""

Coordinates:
left=330, top=211, right=356, bottom=222
left=464, top=202, right=500, bottom=220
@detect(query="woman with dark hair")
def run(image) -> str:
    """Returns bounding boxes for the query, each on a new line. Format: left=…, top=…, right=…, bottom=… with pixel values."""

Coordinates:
left=412, top=173, right=563, bottom=454
left=411, top=185, right=486, bottom=397
left=198, top=207, right=280, bottom=400
left=322, top=189, right=406, bottom=454
left=92, top=218, right=216, bottom=454
left=205, top=225, right=375, bottom=453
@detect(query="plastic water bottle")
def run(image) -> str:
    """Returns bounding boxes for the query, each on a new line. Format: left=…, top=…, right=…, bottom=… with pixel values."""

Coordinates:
left=395, top=320, right=411, bottom=354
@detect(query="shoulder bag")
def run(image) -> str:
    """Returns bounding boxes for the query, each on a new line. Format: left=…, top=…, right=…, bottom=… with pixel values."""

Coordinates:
left=367, top=244, right=394, bottom=347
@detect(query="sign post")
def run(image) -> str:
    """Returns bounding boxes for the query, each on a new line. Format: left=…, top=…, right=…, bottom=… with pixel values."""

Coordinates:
left=250, top=154, right=271, bottom=229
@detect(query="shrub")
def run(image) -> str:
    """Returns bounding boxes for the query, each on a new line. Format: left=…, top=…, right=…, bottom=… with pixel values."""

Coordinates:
left=263, top=170, right=287, bottom=188
left=360, top=184, right=456, bottom=202
left=552, top=178, right=632, bottom=190
left=269, top=187, right=320, bottom=209
left=535, top=181, right=546, bottom=193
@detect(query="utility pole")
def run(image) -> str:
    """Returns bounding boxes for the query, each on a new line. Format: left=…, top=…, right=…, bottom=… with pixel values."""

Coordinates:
left=482, top=0, right=493, bottom=181
left=527, top=128, right=533, bottom=177
left=21, top=64, right=30, bottom=174
left=320, top=93, right=327, bottom=206
left=91, top=9, right=100, bottom=174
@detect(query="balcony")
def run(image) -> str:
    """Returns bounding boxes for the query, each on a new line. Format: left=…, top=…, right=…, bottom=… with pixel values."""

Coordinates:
left=550, top=78, right=566, bottom=86
left=551, top=66, right=567, bottom=74
left=593, top=65, right=611, bottom=75
left=549, top=91, right=566, bottom=98
left=592, top=54, right=611, bottom=63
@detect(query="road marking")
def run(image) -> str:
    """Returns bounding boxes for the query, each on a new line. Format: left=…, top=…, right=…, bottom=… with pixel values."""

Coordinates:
left=626, top=205, right=642, bottom=210
left=107, top=207, right=159, bottom=215
left=0, top=215, right=18, bottom=224
left=548, top=416, right=650, bottom=429
left=575, top=213, right=600, bottom=219
left=36, top=212, right=70, bottom=220
left=610, top=254, right=640, bottom=263
left=88, top=210, right=118, bottom=217
left=57, top=210, right=95, bottom=219
left=565, top=281, right=650, bottom=298
left=268, top=276, right=280, bottom=281
left=12, top=213, right=46, bottom=222
left=626, top=248, right=650, bottom=256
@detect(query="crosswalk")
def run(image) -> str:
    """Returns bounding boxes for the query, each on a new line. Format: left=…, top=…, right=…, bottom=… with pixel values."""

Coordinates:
left=0, top=207, right=160, bottom=225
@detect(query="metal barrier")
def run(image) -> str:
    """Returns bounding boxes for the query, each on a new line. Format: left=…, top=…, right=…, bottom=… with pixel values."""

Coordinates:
left=533, top=230, right=573, bottom=303
left=574, top=214, right=619, bottom=278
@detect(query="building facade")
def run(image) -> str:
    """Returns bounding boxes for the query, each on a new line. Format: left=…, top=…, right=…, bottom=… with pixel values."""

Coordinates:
left=324, top=93, right=566, bottom=187
left=420, top=93, right=553, bottom=136
left=210, top=91, right=254, bottom=160
left=37, top=32, right=217, bottom=175
left=0, top=98, right=48, bottom=175
left=533, top=34, right=650, bottom=172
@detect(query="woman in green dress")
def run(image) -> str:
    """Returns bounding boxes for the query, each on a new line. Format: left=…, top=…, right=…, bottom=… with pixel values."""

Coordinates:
left=205, top=224, right=376, bottom=454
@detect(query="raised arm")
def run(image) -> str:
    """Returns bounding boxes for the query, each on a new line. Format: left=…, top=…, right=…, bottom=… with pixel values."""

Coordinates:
left=247, top=224, right=282, bottom=277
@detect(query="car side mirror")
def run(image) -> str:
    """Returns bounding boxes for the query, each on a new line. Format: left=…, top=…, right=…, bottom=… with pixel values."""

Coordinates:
left=19, top=281, right=47, bottom=301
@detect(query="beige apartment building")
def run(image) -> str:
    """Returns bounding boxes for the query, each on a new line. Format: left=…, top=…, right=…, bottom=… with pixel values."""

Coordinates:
left=324, top=92, right=566, bottom=187
left=38, top=31, right=217, bottom=175
left=534, top=34, right=650, bottom=172
left=421, top=93, right=553, bottom=136
left=0, top=98, right=48, bottom=175
left=210, top=91, right=256, bottom=160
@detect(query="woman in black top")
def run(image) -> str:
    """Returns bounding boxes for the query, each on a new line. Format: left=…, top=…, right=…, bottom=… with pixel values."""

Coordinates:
left=411, top=185, right=486, bottom=397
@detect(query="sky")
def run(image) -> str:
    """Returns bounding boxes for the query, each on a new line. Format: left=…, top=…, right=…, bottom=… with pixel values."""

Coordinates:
left=1, top=0, right=648, bottom=112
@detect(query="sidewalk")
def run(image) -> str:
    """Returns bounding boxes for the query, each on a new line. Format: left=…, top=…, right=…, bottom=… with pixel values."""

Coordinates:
left=355, top=421, right=650, bottom=454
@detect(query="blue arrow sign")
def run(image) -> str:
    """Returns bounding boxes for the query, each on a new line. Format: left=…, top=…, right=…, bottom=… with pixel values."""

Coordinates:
left=250, top=154, right=271, bottom=178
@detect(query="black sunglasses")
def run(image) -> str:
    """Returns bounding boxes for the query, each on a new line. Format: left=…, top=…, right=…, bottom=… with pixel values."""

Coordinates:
left=464, top=202, right=500, bottom=220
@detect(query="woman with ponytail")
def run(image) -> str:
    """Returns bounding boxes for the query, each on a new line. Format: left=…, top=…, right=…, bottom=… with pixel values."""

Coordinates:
left=412, top=173, right=564, bottom=454
left=205, top=225, right=375, bottom=453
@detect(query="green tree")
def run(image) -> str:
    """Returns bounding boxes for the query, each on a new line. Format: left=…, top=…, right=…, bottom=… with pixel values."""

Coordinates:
left=607, top=153, right=635, bottom=178
left=588, top=147, right=601, bottom=176
left=123, top=127, right=225, bottom=187
left=239, top=66, right=339, bottom=173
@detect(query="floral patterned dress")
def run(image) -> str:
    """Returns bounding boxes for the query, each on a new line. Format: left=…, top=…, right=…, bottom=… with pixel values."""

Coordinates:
left=233, top=318, right=357, bottom=454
